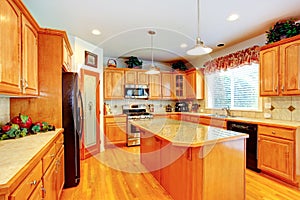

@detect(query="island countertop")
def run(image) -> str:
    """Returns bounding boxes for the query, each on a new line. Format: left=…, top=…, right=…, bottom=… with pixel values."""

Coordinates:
left=130, top=118, right=248, bottom=147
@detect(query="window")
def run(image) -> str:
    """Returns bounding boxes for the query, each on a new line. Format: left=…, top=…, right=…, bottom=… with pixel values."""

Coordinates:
left=205, top=63, right=260, bottom=111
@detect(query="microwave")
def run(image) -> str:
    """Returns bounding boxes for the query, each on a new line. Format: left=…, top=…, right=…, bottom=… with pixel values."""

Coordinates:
left=124, top=84, right=149, bottom=99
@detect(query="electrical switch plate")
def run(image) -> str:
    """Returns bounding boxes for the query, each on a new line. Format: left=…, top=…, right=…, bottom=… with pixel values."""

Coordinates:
left=264, top=113, right=271, bottom=118
left=264, top=102, right=271, bottom=109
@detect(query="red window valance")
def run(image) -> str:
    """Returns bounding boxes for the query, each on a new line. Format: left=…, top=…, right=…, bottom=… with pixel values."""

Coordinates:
left=203, top=45, right=260, bottom=73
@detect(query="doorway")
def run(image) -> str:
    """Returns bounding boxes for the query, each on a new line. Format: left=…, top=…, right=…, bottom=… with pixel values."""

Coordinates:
left=80, top=69, right=100, bottom=159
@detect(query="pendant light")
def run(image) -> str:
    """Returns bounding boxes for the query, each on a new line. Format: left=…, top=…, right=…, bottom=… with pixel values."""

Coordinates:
left=187, top=0, right=212, bottom=56
left=145, top=30, right=160, bottom=75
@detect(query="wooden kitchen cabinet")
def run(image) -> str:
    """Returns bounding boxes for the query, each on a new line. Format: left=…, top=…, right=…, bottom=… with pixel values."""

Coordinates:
left=124, top=69, right=148, bottom=85
left=63, top=39, right=72, bottom=71
left=199, top=116, right=226, bottom=129
left=258, top=125, right=297, bottom=185
left=21, top=15, right=38, bottom=95
left=161, top=72, right=174, bottom=99
left=149, top=73, right=161, bottom=99
left=185, top=69, right=204, bottom=99
left=104, top=69, right=124, bottom=99
left=260, top=35, right=300, bottom=96
left=0, top=0, right=39, bottom=96
left=174, top=73, right=186, bottom=99
left=104, top=116, right=127, bottom=146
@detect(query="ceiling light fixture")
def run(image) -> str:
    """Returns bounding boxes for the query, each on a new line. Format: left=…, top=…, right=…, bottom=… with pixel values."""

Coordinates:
left=92, top=29, right=101, bottom=35
left=187, top=0, right=212, bottom=56
left=145, top=30, right=160, bottom=75
left=227, top=14, right=239, bottom=21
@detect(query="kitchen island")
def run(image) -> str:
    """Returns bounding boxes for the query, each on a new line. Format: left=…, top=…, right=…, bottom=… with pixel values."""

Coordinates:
left=131, top=118, right=248, bottom=200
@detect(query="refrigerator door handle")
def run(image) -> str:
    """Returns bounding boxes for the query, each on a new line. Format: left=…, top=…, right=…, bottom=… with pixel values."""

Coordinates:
left=78, top=90, right=84, bottom=139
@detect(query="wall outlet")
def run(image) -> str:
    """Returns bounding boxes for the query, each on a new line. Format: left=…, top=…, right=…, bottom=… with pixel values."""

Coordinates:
left=264, top=102, right=271, bottom=109
left=264, top=113, right=272, bottom=119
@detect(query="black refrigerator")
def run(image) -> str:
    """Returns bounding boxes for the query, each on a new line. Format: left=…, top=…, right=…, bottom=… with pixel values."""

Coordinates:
left=62, top=72, right=84, bottom=188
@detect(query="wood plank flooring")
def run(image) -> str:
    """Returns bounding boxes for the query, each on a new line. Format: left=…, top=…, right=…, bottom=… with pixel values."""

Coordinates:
left=61, top=147, right=300, bottom=200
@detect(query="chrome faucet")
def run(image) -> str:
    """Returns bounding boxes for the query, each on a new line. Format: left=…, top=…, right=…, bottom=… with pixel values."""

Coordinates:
left=222, top=106, right=231, bottom=117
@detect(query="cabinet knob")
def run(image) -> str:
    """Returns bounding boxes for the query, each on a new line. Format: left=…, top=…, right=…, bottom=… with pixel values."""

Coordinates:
left=30, top=180, right=37, bottom=185
left=274, top=86, right=278, bottom=92
left=282, top=86, right=285, bottom=92
left=272, top=131, right=276, bottom=134
left=50, top=153, right=55, bottom=158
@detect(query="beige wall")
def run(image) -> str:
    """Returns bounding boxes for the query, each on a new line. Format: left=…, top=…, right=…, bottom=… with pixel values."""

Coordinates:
left=0, top=98, right=10, bottom=125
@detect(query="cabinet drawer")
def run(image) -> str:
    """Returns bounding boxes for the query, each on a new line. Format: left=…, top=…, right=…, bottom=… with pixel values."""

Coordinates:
left=42, top=144, right=56, bottom=173
left=258, top=125, right=295, bottom=140
left=9, top=161, right=42, bottom=200
left=55, top=134, right=64, bottom=152
left=105, top=116, right=126, bottom=123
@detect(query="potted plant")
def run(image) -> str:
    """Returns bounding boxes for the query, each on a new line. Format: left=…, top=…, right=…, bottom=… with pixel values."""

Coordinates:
left=266, top=18, right=300, bottom=44
left=125, top=56, right=143, bottom=68
left=171, top=60, right=188, bottom=71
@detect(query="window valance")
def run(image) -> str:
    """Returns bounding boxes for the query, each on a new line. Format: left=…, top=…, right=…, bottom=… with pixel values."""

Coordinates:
left=203, top=45, right=260, bottom=73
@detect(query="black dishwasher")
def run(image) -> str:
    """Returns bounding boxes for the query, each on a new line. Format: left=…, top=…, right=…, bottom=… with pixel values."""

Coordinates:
left=227, top=121, right=260, bottom=172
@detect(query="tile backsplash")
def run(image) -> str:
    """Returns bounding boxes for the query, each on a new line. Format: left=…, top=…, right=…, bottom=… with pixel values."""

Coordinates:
left=0, top=98, right=10, bottom=125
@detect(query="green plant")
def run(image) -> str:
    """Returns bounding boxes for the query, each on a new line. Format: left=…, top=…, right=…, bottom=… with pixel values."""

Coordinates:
left=171, top=60, right=188, bottom=71
left=266, top=18, right=300, bottom=44
left=125, top=56, right=143, bottom=68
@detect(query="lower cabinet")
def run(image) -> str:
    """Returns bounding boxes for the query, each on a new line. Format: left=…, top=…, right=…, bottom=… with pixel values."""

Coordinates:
left=258, top=125, right=296, bottom=184
left=5, top=130, right=64, bottom=200
left=104, top=116, right=127, bottom=146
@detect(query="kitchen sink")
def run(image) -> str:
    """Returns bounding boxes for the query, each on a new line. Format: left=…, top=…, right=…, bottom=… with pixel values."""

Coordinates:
left=205, top=114, right=237, bottom=118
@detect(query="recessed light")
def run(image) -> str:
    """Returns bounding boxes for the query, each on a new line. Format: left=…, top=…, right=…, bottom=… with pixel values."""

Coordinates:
left=92, top=29, right=101, bottom=35
left=180, top=43, right=188, bottom=48
left=227, top=14, right=239, bottom=21
left=217, top=43, right=225, bottom=47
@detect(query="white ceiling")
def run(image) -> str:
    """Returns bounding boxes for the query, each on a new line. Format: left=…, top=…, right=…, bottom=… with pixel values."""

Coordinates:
left=23, top=0, right=300, bottom=62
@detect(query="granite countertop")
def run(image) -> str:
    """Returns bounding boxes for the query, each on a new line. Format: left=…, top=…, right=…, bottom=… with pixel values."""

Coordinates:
left=0, top=128, right=63, bottom=186
left=130, top=118, right=248, bottom=147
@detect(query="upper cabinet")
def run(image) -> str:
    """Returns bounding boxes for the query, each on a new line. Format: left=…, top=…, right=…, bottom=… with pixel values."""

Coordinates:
left=161, top=72, right=174, bottom=99
left=63, top=39, right=72, bottom=72
left=149, top=74, right=161, bottom=99
left=260, top=35, right=300, bottom=96
left=185, top=69, right=204, bottom=99
left=0, top=0, right=38, bottom=96
left=174, top=73, right=186, bottom=99
left=22, top=15, right=38, bottom=95
left=0, top=0, right=22, bottom=94
left=124, top=69, right=148, bottom=85
left=104, top=69, right=124, bottom=99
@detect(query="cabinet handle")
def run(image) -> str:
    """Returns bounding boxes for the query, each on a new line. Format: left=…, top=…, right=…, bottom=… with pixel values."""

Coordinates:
left=50, top=153, right=55, bottom=158
left=282, top=86, right=285, bottom=92
left=271, top=131, right=276, bottom=135
left=274, top=86, right=278, bottom=92
left=30, top=180, right=37, bottom=185
left=187, top=148, right=192, bottom=161
left=41, top=186, right=47, bottom=197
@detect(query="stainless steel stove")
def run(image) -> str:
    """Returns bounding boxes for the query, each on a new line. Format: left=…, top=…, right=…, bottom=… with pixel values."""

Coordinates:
left=123, top=104, right=153, bottom=146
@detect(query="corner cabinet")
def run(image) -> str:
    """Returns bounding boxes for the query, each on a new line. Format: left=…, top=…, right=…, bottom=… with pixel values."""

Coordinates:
left=0, top=0, right=38, bottom=96
left=104, top=69, right=124, bottom=99
left=185, top=69, right=204, bottom=99
left=258, top=125, right=297, bottom=185
left=260, top=35, right=300, bottom=96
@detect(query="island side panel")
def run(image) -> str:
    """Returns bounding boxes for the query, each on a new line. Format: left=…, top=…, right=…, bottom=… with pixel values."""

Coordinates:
left=201, top=138, right=246, bottom=200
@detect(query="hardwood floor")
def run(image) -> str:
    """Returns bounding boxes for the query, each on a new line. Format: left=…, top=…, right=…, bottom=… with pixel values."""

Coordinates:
left=61, top=147, right=300, bottom=200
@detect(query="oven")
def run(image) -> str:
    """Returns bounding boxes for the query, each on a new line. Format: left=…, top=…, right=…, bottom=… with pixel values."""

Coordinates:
left=123, top=104, right=153, bottom=147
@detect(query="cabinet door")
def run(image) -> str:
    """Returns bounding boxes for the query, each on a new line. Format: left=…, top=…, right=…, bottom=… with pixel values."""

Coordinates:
left=258, top=135, right=294, bottom=182
left=105, top=123, right=126, bottom=145
left=63, top=39, right=72, bottom=71
left=137, top=71, right=148, bottom=84
left=22, top=16, right=38, bottom=95
left=43, top=160, right=57, bottom=200
left=161, top=73, right=173, bottom=99
left=281, top=40, right=300, bottom=95
left=104, top=70, right=124, bottom=99
left=0, top=0, right=22, bottom=94
left=174, top=74, right=186, bottom=99
left=260, top=47, right=279, bottom=96
left=149, top=74, right=161, bottom=99
left=185, top=71, right=196, bottom=99
left=55, top=148, right=64, bottom=199
left=28, top=181, right=43, bottom=200
left=125, top=70, right=136, bottom=84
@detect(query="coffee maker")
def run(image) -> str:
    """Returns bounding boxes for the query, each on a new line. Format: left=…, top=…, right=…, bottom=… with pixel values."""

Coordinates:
left=175, top=102, right=189, bottom=112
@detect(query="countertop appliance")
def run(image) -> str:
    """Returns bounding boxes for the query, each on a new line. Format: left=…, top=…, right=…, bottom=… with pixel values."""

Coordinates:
left=227, top=121, right=260, bottom=172
left=175, top=102, right=189, bottom=112
left=165, top=104, right=172, bottom=112
left=124, top=84, right=149, bottom=99
left=123, top=104, right=153, bottom=146
left=62, top=72, right=84, bottom=188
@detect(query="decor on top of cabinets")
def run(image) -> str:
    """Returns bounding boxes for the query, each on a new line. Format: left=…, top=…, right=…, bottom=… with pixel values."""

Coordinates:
left=107, top=58, right=117, bottom=68
left=266, top=18, right=300, bottom=44
left=171, top=60, right=188, bottom=71
left=125, top=56, right=143, bottom=69
left=85, top=50, right=98, bottom=68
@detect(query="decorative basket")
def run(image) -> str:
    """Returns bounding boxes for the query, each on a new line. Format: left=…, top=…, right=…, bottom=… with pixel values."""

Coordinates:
left=107, top=59, right=117, bottom=68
